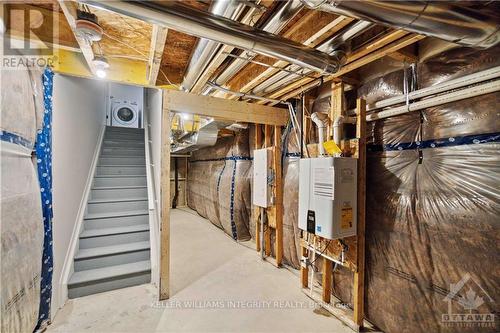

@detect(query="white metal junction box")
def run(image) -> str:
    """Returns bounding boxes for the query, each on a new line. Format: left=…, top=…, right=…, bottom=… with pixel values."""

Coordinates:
left=298, top=157, right=357, bottom=239
left=253, top=148, right=273, bottom=208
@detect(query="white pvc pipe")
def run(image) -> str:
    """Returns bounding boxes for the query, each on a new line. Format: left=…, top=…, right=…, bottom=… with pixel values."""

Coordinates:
left=367, top=79, right=500, bottom=121
left=310, top=112, right=328, bottom=156
left=369, top=65, right=500, bottom=111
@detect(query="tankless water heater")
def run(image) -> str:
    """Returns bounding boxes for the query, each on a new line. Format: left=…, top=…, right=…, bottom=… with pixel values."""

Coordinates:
left=298, top=157, right=357, bottom=239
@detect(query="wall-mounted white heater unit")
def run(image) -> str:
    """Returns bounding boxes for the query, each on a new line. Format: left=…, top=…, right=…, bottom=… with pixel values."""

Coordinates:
left=298, top=157, right=357, bottom=239
left=252, top=148, right=273, bottom=208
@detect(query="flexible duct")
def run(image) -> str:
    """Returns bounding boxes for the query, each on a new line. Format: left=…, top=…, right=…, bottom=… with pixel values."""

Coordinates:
left=82, top=0, right=341, bottom=74
left=212, top=0, right=305, bottom=87
left=181, top=0, right=245, bottom=92
left=301, top=0, right=500, bottom=49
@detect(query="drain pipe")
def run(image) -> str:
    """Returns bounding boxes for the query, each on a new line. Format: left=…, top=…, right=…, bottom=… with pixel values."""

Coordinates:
left=310, top=112, right=329, bottom=156
left=301, top=0, right=500, bottom=49
left=82, top=0, right=340, bottom=74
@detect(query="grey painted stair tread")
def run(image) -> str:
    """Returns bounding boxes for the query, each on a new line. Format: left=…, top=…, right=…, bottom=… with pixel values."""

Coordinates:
left=92, top=186, right=147, bottom=190
left=85, top=209, right=149, bottom=220
left=69, top=260, right=150, bottom=286
left=94, top=174, right=146, bottom=178
left=75, top=241, right=150, bottom=260
left=87, top=197, right=148, bottom=204
left=81, top=224, right=150, bottom=238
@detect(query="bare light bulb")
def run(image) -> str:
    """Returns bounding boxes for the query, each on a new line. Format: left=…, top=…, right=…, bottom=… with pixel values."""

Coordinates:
left=96, top=69, right=106, bottom=79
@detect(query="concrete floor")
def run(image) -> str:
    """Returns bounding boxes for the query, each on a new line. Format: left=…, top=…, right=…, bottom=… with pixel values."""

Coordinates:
left=48, top=208, right=353, bottom=333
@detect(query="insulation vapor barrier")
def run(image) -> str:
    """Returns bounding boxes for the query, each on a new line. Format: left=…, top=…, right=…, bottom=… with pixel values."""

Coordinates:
left=1, top=65, right=45, bottom=332
left=358, top=46, right=500, bottom=333
left=187, top=130, right=252, bottom=241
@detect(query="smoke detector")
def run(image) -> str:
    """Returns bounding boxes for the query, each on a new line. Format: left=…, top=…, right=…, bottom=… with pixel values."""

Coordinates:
left=75, top=9, right=103, bottom=42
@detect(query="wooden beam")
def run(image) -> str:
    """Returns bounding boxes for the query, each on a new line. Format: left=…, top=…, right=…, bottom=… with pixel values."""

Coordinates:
left=58, top=0, right=97, bottom=75
left=387, top=49, right=418, bottom=63
left=159, top=103, right=172, bottom=300
left=353, top=98, right=366, bottom=328
left=162, top=89, right=289, bottom=126
left=147, top=25, right=168, bottom=86
left=322, top=257, right=333, bottom=304
left=273, top=125, right=283, bottom=266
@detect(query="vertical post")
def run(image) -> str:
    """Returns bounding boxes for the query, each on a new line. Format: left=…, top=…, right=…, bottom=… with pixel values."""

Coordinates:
left=273, top=125, right=283, bottom=266
left=353, top=98, right=366, bottom=328
left=330, top=82, right=344, bottom=140
left=254, top=124, right=262, bottom=252
left=300, top=247, right=309, bottom=288
left=322, top=257, right=333, bottom=303
left=264, top=125, right=272, bottom=256
left=159, top=106, right=171, bottom=300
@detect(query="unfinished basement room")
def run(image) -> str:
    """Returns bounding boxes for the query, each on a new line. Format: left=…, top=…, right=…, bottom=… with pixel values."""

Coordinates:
left=1, top=1, right=499, bottom=333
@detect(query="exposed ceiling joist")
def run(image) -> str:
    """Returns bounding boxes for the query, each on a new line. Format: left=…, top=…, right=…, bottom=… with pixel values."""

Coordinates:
left=58, top=0, right=98, bottom=75
left=220, top=15, right=355, bottom=100
left=259, top=33, right=425, bottom=104
left=147, top=24, right=168, bottom=86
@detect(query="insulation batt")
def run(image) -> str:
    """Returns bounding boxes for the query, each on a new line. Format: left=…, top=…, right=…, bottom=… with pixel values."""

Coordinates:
left=1, top=64, right=44, bottom=332
left=187, top=130, right=252, bottom=241
left=355, top=45, right=500, bottom=333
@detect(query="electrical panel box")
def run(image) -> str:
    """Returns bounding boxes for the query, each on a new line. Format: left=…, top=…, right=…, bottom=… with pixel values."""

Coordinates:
left=298, top=157, right=357, bottom=239
left=252, top=148, right=273, bottom=208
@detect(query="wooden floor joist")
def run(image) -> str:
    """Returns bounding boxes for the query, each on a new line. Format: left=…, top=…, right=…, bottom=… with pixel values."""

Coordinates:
left=261, top=32, right=424, bottom=104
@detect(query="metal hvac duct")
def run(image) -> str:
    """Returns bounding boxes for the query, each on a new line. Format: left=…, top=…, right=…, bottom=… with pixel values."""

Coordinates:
left=180, top=0, right=245, bottom=92
left=251, top=20, right=373, bottom=95
left=211, top=0, right=305, bottom=87
left=301, top=0, right=500, bottom=49
left=82, top=0, right=342, bottom=74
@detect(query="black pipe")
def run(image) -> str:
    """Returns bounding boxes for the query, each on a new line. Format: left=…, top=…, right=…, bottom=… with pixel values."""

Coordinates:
left=172, top=157, right=179, bottom=208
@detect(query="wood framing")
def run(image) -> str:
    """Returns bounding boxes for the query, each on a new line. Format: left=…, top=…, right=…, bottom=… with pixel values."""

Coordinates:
left=159, top=102, right=171, bottom=300
left=163, top=90, right=289, bottom=126
left=353, top=98, right=367, bottom=328
left=147, top=25, right=168, bottom=86
left=254, top=124, right=262, bottom=253
left=273, top=125, right=283, bottom=266
left=264, top=125, right=272, bottom=257
left=260, top=32, right=424, bottom=103
left=58, top=1, right=97, bottom=75
left=299, top=98, right=367, bottom=331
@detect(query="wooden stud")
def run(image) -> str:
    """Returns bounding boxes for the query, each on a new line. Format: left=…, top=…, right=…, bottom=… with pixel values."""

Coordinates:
left=330, top=82, right=344, bottom=140
left=301, top=246, right=309, bottom=289
left=264, top=125, right=272, bottom=257
left=322, top=257, right=333, bottom=304
left=273, top=125, right=283, bottom=266
left=254, top=124, right=262, bottom=252
left=353, top=98, right=367, bottom=328
left=159, top=104, right=171, bottom=300
left=147, top=25, right=168, bottom=86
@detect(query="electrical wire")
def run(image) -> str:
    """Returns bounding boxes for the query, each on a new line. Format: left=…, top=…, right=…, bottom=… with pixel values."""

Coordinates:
left=308, top=240, right=332, bottom=271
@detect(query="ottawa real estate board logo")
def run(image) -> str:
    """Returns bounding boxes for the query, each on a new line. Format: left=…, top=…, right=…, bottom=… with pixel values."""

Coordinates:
left=2, top=1, right=57, bottom=69
left=442, top=273, right=495, bottom=328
